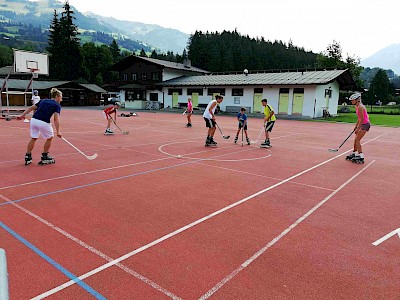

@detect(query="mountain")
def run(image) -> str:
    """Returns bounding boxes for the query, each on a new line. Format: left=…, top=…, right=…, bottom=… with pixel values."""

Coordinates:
left=0, top=0, right=188, bottom=54
left=85, top=13, right=189, bottom=54
left=361, top=44, right=400, bottom=75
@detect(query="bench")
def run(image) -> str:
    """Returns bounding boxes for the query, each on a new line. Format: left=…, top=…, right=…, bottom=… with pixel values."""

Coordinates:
left=225, top=106, right=251, bottom=113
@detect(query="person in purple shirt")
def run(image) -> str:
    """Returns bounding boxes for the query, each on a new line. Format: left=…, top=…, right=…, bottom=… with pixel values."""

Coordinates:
left=18, top=88, right=63, bottom=165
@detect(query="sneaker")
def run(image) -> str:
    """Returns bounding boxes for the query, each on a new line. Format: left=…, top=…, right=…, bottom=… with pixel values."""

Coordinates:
left=25, top=153, right=32, bottom=166
left=351, top=156, right=364, bottom=164
left=105, top=128, right=114, bottom=135
left=246, top=137, right=250, bottom=145
left=234, top=136, right=238, bottom=144
left=261, top=140, right=271, bottom=148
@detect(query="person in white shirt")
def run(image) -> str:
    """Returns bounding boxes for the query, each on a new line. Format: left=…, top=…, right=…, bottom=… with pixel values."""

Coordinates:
left=202, top=95, right=223, bottom=146
left=32, top=90, right=41, bottom=105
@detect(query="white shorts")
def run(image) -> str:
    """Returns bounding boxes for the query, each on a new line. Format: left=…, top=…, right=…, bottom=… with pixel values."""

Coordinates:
left=30, top=118, right=54, bottom=139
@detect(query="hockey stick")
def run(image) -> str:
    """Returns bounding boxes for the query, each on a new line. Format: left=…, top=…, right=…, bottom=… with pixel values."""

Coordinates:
left=251, top=126, right=264, bottom=143
left=109, top=115, right=129, bottom=134
left=328, top=129, right=355, bottom=152
left=62, top=137, right=98, bottom=160
left=241, top=126, right=244, bottom=146
left=182, top=110, right=187, bottom=115
left=215, top=122, right=230, bottom=139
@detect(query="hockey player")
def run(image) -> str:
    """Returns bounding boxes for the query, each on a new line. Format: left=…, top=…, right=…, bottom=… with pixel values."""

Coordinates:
left=260, top=98, right=276, bottom=148
left=18, top=88, right=63, bottom=165
left=346, top=92, right=370, bottom=164
left=234, top=107, right=250, bottom=145
left=203, top=95, right=224, bottom=146
left=103, top=102, right=121, bottom=135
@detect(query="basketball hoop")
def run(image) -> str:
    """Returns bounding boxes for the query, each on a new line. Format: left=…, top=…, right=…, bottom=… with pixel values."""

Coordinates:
left=30, top=69, right=39, bottom=78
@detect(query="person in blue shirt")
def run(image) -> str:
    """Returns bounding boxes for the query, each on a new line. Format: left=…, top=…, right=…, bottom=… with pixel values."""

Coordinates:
left=234, top=107, right=250, bottom=145
left=18, top=88, right=63, bottom=165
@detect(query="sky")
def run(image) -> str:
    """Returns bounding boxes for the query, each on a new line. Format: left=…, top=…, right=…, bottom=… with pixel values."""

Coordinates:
left=60, top=0, right=399, bottom=60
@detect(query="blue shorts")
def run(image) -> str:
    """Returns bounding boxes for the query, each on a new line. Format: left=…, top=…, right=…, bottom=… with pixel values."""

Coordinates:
left=361, top=122, right=370, bottom=131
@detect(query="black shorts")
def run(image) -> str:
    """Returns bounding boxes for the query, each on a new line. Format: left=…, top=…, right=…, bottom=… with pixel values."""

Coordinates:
left=204, top=117, right=216, bottom=128
left=238, top=122, right=247, bottom=130
left=265, top=121, right=275, bottom=132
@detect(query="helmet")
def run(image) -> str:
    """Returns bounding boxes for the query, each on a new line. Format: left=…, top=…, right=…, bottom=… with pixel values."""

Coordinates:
left=349, top=92, right=361, bottom=101
left=33, top=90, right=38, bottom=95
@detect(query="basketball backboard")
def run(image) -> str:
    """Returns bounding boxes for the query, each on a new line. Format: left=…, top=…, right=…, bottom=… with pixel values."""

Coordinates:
left=13, top=49, right=49, bottom=75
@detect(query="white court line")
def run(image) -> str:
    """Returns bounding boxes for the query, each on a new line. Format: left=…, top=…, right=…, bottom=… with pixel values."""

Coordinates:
left=199, top=160, right=375, bottom=299
left=0, top=195, right=180, bottom=299
left=200, top=163, right=335, bottom=192
left=33, top=132, right=387, bottom=299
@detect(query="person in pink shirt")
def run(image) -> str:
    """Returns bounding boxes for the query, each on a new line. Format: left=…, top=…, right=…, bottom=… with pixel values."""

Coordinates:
left=346, top=92, right=370, bottom=164
left=186, top=98, right=193, bottom=127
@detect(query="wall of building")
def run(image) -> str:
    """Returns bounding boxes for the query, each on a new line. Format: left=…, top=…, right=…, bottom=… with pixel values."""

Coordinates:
left=161, top=82, right=340, bottom=118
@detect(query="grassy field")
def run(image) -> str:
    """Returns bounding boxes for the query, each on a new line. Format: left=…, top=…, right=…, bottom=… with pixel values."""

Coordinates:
left=339, top=105, right=400, bottom=114
left=328, top=113, right=400, bottom=127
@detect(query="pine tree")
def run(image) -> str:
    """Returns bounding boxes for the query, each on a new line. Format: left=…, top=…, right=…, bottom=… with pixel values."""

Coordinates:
left=59, top=1, right=82, bottom=80
left=47, top=10, right=63, bottom=79
left=109, top=39, right=121, bottom=63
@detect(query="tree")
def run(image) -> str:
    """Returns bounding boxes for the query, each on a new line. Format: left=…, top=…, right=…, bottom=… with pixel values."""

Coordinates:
left=139, top=48, right=147, bottom=57
left=109, top=39, right=122, bottom=63
left=316, top=40, right=363, bottom=89
left=0, top=45, right=13, bottom=68
left=47, top=10, right=63, bottom=79
left=59, top=1, right=82, bottom=80
left=369, top=69, right=392, bottom=104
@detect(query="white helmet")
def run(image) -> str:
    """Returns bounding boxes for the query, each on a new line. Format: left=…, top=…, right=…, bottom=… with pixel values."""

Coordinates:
left=349, top=92, right=361, bottom=101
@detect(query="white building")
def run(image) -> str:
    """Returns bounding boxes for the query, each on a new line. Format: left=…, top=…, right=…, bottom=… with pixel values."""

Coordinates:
left=110, top=56, right=356, bottom=118
left=158, top=69, right=356, bottom=118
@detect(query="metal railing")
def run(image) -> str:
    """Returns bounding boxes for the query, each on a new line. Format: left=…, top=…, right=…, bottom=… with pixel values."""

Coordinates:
left=0, top=249, right=9, bottom=300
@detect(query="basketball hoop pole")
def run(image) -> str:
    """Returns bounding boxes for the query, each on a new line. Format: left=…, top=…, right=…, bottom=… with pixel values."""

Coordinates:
left=25, top=69, right=39, bottom=93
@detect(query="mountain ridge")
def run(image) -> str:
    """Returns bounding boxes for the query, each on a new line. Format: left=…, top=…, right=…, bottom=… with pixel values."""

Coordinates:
left=361, top=44, right=400, bottom=75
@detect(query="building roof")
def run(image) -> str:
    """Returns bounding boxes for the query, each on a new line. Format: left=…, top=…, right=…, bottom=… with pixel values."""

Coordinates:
left=79, top=84, right=107, bottom=93
left=111, top=56, right=209, bottom=74
left=158, top=69, right=356, bottom=90
left=0, top=79, right=106, bottom=92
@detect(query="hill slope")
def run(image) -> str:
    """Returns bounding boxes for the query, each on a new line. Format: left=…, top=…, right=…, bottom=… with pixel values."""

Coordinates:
left=361, top=44, right=400, bottom=75
left=0, top=0, right=188, bottom=53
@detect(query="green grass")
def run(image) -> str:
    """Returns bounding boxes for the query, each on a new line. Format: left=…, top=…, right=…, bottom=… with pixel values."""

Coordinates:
left=339, top=105, right=400, bottom=114
left=329, top=113, right=400, bottom=127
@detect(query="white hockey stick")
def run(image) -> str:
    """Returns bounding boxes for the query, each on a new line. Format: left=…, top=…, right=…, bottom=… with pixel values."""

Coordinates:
left=251, top=126, right=264, bottom=143
left=62, top=137, right=98, bottom=160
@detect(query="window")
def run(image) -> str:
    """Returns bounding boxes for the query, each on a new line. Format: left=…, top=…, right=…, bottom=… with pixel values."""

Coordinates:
left=168, top=89, right=183, bottom=95
left=152, top=72, right=160, bottom=81
left=141, top=73, right=147, bottom=80
left=187, top=88, right=204, bottom=96
left=150, top=93, right=158, bottom=101
left=232, top=88, right=243, bottom=96
left=122, top=73, right=128, bottom=81
left=207, top=88, right=225, bottom=96
left=294, top=88, right=304, bottom=93
left=254, top=88, right=263, bottom=93
left=279, top=88, right=289, bottom=94
left=131, top=73, right=137, bottom=81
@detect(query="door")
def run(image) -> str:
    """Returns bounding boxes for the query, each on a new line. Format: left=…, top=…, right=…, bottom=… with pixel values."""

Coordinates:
left=292, top=92, right=304, bottom=115
left=278, top=92, right=289, bottom=114
left=191, top=93, right=199, bottom=108
left=172, top=92, right=179, bottom=107
left=253, top=93, right=263, bottom=112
